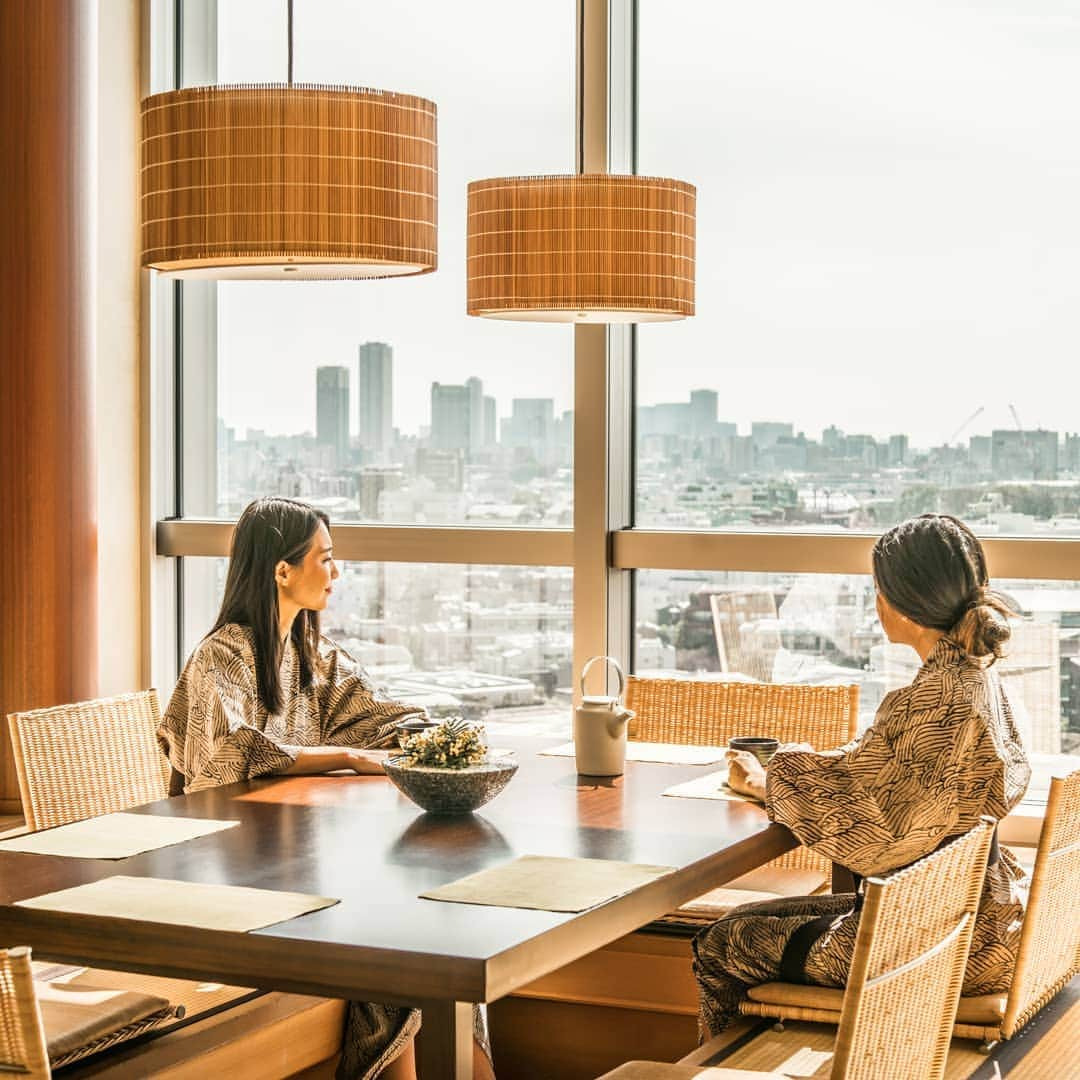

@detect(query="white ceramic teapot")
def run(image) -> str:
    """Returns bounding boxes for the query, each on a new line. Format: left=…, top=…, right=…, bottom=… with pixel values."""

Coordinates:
left=574, top=656, right=635, bottom=777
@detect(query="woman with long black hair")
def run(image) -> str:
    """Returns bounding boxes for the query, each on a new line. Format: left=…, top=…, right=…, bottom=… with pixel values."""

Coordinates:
left=159, top=496, right=492, bottom=1080
left=692, top=514, right=1031, bottom=1037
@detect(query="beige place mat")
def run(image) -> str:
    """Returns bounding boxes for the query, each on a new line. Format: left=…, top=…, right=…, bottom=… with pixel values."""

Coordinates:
left=0, top=813, right=240, bottom=860
left=16, top=875, right=339, bottom=932
left=420, top=854, right=675, bottom=913
left=540, top=741, right=727, bottom=766
left=662, top=770, right=760, bottom=803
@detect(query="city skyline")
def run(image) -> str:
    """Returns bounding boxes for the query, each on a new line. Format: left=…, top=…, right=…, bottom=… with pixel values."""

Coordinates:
left=212, top=2, right=1078, bottom=450
left=229, top=347, right=1078, bottom=457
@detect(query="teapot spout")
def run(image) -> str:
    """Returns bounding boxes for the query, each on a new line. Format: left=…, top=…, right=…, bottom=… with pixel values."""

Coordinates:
left=607, top=707, right=634, bottom=738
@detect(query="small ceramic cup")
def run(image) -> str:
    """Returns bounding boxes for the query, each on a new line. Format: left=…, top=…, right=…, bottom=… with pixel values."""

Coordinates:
left=396, top=717, right=440, bottom=748
left=728, top=736, right=780, bottom=768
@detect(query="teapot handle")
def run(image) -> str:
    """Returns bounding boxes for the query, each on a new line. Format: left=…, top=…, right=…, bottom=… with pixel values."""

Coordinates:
left=580, top=655, right=626, bottom=699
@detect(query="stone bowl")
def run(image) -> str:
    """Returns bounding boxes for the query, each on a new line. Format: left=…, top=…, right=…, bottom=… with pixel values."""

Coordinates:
left=382, top=755, right=519, bottom=815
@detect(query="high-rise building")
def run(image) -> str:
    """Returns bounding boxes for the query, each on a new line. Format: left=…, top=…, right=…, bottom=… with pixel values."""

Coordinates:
left=503, top=398, right=556, bottom=465
left=483, top=395, right=497, bottom=448
left=356, top=342, right=392, bottom=457
left=991, top=429, right=1059, bottom=480
left=887, top=434, right=909, bottom=467
left=751, top=421, right=794, bottom=450
left=689, top=389, right=718, bottom=438
left=969, top=435, right=993, bottom=472
left=1066, top=433, right=1080, bottom=473
left=316, top=365, right=350, bottom=468
left=430, top=377, right=486, bottom=453
left=466, top=377, right=484, bottom=451
left=431, top=382, right=474, bottom=451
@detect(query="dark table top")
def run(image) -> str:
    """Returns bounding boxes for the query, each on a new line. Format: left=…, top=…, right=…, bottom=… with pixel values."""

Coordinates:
left=0, top=737, right=794, bottom=1005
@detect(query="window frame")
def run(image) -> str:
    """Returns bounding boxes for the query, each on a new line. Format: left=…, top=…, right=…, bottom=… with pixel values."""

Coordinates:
left=150, top=0, right=1080, bottom=722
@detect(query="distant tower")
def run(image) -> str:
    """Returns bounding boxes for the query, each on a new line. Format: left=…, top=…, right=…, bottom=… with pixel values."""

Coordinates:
left=431, top=382, right=473, bottom=451
left=466, top=376, right=484, bottom=451
left=356, top=342, right=392, bottom=457
left=316, top=366, right=350, bottom=467
left=483, top=395, right=497, bottom=448
left=689, top=389, right=718, bottom=438
left=430, top=376, right=486, bottom=455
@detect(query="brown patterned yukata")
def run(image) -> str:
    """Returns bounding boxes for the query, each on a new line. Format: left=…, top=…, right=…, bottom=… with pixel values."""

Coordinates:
left=693, top=636, right=1031, bottom=1037
left=159, top=623, right=488, bottom=1079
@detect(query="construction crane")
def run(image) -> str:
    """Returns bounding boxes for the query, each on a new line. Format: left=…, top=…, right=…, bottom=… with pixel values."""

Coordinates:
left=946, top=406, right=984, bottom=446
left=1009, top=403, right=1024, bottom=431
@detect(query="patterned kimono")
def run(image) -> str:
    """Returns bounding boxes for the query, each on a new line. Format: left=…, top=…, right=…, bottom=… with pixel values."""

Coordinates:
left=693, top=636, right=1031, bottom=1037
left=159, top=623, right=428, bottom=1079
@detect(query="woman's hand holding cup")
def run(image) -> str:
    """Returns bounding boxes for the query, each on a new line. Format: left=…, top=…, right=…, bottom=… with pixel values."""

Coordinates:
left=725, top=749, right=768, bottom=801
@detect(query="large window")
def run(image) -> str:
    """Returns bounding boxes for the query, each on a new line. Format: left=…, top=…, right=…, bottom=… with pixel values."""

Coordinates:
left=183, top=0, right=574, bottom=527
left=156, top=1, right=1080, bottom=784
left=636, top=570, right=1080, bottom=759
left=636, top=1, right=1080, bottom=535
left=182, top=558, right=572, bottom=734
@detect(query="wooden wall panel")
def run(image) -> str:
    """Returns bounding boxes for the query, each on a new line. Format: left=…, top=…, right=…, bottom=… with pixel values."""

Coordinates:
left=0, top=0, right=99, bottom=812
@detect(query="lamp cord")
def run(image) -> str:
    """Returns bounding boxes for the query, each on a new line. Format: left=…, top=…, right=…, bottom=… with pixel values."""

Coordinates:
left=287, top=0, right=294, bottom=85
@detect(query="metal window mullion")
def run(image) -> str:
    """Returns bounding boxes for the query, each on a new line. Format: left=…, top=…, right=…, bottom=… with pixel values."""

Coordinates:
left=157, top=521, right=574, bottom=566
left=611, top=530, right=1080, bottom=581
left=574, top=0, right=635, bottom=697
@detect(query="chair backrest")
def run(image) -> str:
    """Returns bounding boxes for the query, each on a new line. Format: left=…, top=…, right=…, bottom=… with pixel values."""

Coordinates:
left=1001, top=768, right=1080, bottom=1038
left=0, top=947, right=49, bottom=1079
left=625, top=677, right=858, bottom=750
left=7, top=690, right=169, bottom=831
left=624, top=678, right=858, bottom=878
left=832, top=820, right=994, bottom=1080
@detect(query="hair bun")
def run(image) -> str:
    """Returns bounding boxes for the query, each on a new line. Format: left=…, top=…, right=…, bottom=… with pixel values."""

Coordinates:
left=953, top=589, right=1013, bottom=660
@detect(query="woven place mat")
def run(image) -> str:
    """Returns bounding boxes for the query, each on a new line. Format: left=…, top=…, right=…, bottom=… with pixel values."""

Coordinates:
left=539, top=741, right=728, bottom=766
left=420, top=854, right=675, bottom=913
left=0, top=812, right=240, bottom=860
left=662, top=770, right=760, bottom=803
left=16, top=875, right=339, bottom=932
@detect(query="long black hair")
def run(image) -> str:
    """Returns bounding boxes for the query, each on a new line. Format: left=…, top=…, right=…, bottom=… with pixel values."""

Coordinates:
left=872, top=514, right=1015, bottom=663
left=211, top=497, right=330, bottom=714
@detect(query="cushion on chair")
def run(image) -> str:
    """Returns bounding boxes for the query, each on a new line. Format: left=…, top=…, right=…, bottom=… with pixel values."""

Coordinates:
left=598, top=1063, right=780, bottom=1080
left=37, top=980, right=175, bottom=1061
left=744, top=981, right=1008, bottom=1027
left=745, top=982, right=844, bottom=1012
left=955, top=994, right=1008, bottom=1025
left=665, top=867, right=829, bottom=925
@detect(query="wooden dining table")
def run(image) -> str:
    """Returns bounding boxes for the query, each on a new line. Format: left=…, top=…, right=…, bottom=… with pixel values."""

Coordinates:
left=0, top=735, right=795, bottom=1079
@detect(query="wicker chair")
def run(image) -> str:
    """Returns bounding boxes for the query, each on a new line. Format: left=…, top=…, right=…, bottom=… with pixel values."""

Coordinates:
left=7, top=690, right=170, bottom=830
left=0, top=946, right=181, bottom=1077
left=733, top=769, right=1080, bottom=1053
left=951, top=768, right=1080, bottom=1049
left=598, top=820, right=995, bottom=1080
left=3, top=691, right=227, bottom=1072
left=624, top=677, right=859, bottom=922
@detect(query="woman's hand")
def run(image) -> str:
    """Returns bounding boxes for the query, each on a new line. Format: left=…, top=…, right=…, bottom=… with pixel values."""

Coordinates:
left=281, top=746, right=390, bottom=776
left=725, top=749, right=768, bottom=801
left=344, top=748, right=390, bottom=775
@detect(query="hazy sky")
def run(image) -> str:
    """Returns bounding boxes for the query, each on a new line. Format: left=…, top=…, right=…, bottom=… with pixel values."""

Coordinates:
left=207, top=1, right=1079, bottom=447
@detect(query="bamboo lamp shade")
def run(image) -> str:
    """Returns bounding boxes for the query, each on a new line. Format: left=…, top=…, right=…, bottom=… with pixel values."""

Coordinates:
left=466, top=174, right=695, bottom=322
left=140, top=85, right=437, bottom=280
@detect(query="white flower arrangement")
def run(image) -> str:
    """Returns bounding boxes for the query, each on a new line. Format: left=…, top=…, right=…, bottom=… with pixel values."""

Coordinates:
left=396, top=716, right=487, bottom=770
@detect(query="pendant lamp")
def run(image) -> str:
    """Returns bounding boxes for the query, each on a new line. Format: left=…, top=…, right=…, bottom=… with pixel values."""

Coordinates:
left=140, top=3, right=437, bottom=280
left=466, top=174, right=695, bottom=322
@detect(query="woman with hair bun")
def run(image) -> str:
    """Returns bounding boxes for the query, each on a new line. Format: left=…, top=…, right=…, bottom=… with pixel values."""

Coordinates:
left=692, top=514, right=1031, bottom=1037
